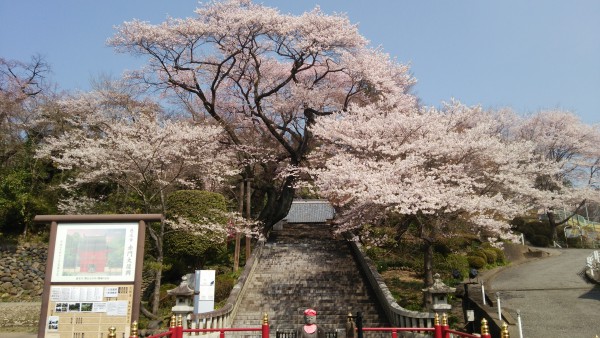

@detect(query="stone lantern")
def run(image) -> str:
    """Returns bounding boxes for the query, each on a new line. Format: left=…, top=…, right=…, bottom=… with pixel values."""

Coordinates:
left=422, top=273, right=456, bottom=315
left=167, top=275, right=195, bottom=329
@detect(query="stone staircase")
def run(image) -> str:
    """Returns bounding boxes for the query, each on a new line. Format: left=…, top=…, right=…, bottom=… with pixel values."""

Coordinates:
left=231, top=223, right=389, bottom=333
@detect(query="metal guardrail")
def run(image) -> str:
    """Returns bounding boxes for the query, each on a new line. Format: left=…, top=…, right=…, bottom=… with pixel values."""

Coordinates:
left=586, top=250, right=600, bottom=277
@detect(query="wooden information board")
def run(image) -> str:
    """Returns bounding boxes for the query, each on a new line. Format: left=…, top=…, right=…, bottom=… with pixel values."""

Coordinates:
left=35, top=214, right=162, bottom=338
left=44, top=284, right=134, bottom=338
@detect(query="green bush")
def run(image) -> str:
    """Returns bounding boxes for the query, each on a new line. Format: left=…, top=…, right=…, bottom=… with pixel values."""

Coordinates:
left=166, top=190, right=229, bottom=222
left=491, top=247, right=506, bottom=264
left=467, top=256, right=486, bottom=269
left=470, top=250, right=487, bottom=261
left=164, top=190, right=231, bottom=275
left=444, top=254, right=469, bottom=281
left=214, top=272, right=238, bottom=306
left=482, top=249, right=497, bottom=264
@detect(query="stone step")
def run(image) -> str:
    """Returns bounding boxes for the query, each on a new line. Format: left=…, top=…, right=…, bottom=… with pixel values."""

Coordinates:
left=231, top=223, right=389, bottom=330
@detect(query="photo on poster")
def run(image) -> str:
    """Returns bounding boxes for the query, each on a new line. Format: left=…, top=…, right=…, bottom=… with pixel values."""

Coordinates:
left=51, top=223, right=139, bottom=282
left=55, top=303, right=68, bottom=312
left=48, top=316, right=59, bottom=331
left=81, top=302, right=93, bottom=312
left=68, top=303, right=81, bottom=312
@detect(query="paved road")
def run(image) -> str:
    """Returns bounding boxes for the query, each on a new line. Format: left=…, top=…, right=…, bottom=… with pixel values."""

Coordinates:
left=489, top=248, right=600, bottom=338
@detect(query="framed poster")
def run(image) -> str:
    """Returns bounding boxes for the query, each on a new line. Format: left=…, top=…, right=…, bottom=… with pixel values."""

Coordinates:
left=51, top=223, right=139, bottom=282
left=35, top=214, right=161, bottom=338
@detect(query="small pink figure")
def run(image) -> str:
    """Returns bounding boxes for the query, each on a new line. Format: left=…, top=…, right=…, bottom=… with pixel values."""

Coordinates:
left=299, top=308, right=325, bottom=338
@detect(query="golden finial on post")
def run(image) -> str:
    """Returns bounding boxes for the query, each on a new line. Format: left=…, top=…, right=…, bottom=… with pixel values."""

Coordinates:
left=262, top=313, right=269, bottom=325
left=177, top=314, right=183, bottom=327
left=442, top=313, right=448, bottom=326
left=434, top=313, right=440, bottom=326
left=130, top=321, right=138, bottom=338
left=108, top=327, right=117, bottom=338
left=347, top=313, right=353, bottom=323
left=170, top=314, right=176, bottom=328
left=481, top=318, right=489, bottom=335
left=501, top=322, right=510, bottom=338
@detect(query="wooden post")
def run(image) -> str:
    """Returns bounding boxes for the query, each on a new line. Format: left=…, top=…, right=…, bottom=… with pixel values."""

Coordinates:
left=480, top=318, right=492, bottom=338
left=245, top=178, right=252, bottom=260
left=234, top=180, right=244, bottom=271
left=262, top=313, right=270, bottom=338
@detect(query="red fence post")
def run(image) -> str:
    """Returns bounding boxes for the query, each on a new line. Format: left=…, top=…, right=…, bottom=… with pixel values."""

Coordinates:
left=176, top=314, right=184, bottom=338
left=262, top=313, right=270, bottom=338
left=434, top=313, right=442, bottom=338
left=480, top=318, right=492, bottom=338
left=441, top=313, right=450, bottom=338
left=220, top=330, right=226, bottom=338
left=169, top=315, right=177, bottom=338
left=391, top=330, right=397, bottom=338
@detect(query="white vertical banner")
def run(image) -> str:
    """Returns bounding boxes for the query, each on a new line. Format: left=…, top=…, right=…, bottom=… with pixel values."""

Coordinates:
left=196, top=270, right=215, bottom=313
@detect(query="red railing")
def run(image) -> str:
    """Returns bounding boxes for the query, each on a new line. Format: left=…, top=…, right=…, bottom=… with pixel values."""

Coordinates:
left=361, top=313, right=495, bottom=338
left=140, top=314, right=270, bottom=338
left=117, top=313, right=505, bottom=338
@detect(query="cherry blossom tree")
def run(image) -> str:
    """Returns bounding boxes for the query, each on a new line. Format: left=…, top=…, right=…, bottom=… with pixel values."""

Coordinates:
left=0, top=56, right=59, bottom=235
left=108, top=0, right=417, bottom=232
left=36, top=88, right=236, bottom=317
left=515, top=110, right=600, bottom=241
left=310, top=100, right=542, bottom=305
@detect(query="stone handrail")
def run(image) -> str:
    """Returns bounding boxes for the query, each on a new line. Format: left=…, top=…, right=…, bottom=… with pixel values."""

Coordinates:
left=346, top=237, right=435, bottom=328
left=192, top=239, right=265, bottom=328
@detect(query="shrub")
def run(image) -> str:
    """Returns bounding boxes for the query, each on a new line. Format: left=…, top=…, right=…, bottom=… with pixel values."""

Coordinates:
left=445, top=254, right=469, bottom=281
left=214, top=272, right=238, bottom=305
left=530, top=235, right=550, bottom=247
left=482, top=249, right=497, bottom=264
left=164, top=190, right=230, bottom=275
left=166, top=190, right=229, bottom=222
left=470, top=250, right=487, bottom=261
left=467, top=256, right=486, bottom=269
left=491, top=247, right=506, bottom=264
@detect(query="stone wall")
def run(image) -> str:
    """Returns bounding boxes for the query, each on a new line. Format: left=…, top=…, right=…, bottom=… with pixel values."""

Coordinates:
left=0, top=243, right=47, bottom=301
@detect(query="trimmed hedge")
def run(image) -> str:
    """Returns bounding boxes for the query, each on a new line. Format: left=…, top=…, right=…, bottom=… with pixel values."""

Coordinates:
left=164, top=190, right=231, bottom=276
left=467, top=256, right=486, bottom=269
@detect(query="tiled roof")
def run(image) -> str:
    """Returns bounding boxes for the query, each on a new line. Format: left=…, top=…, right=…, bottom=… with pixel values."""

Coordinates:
left=284, top=199, right=335, bottom=223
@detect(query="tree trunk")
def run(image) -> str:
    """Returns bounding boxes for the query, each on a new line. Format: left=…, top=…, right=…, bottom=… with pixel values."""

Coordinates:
left=150, top=190, right=167, bottom=317
left=151, top=257, right=163, bottom=316
left=547, top=201, right=586, bottom=245
left=422, top=240, right=434, bottom=309
left=547, top=211, right=558, bottom=243
left=258, top=175, right=295, bottom=235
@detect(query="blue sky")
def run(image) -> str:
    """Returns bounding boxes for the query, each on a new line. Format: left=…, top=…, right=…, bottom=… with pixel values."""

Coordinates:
left=1, top=0, right=598, bottom=123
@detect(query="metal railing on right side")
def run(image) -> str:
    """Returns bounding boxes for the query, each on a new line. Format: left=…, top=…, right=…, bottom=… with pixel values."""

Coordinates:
left=586, top=250, right=600, bottom=278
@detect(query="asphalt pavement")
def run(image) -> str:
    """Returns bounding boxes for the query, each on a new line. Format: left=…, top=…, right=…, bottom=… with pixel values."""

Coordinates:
left=488, top=248, right=600, bottom=338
